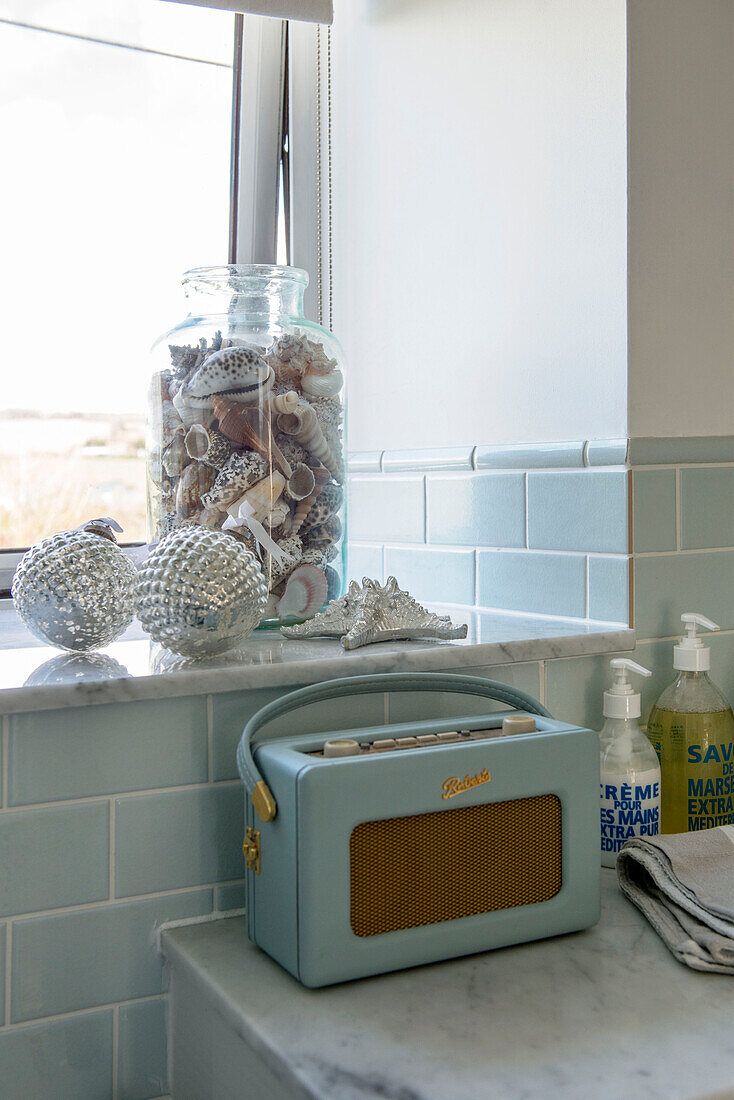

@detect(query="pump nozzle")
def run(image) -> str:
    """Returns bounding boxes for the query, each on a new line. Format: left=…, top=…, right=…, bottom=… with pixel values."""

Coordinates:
left=675, top=612, right=719, bottom=671
left=604, top=658, right=652, bottom=718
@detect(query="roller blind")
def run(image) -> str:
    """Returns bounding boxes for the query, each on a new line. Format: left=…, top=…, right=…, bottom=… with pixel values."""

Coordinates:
left=159, top=0, right=332, bottom=22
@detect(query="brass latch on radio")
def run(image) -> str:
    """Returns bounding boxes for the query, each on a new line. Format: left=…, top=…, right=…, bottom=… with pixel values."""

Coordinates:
left=243, top=826, right=261, bottom=874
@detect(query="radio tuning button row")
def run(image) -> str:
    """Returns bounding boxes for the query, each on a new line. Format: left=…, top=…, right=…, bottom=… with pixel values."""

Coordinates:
left=395, top=737, right=419, bottom=749
left=417, top=734, right=439, bottom=745
left=372, top=739, right=397, bottom=752
left=323, top=739, right=361, bottom=758
left=436, top=731, right=459, bottom=742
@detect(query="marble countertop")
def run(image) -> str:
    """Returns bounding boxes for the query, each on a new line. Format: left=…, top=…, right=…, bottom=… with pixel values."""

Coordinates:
left=162, top=870, right=734, bottom=1100
left=0, top=600, right=632, bottom=714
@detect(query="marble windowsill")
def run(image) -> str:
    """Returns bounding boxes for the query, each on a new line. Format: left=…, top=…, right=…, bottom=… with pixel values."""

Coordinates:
left=0, top=600, right=633, bottom=715
left=162, top=870, right=734, bottom=1100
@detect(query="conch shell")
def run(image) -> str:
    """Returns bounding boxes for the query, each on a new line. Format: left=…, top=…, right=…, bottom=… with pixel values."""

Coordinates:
left=227, top=471, right=285, bottom=525
left=212, top=397, right=293, bottom=479
left=276, top=404, right=340, bottom=480
left=276, top=563, right=328, bottom=619
left=171, top=388, right=201, bottom=429
left=161, top=432, right=188, bottom=477
left=201, top=451, right=268, bottom=508
left=158, top=400, right=185, bottom=449
left=301, top=369, right=343, bottom=398
left=176, top=462, right=216, bottom=519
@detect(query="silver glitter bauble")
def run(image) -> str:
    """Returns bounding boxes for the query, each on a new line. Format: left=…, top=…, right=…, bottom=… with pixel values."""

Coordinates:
left=136, top=526, right=268, bottom=657
left=11, top=519, right=137, bottom=652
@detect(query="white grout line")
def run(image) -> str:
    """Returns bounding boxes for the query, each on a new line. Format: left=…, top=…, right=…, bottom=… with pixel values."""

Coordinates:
left=112, top=1004, right=119, bottom=1100
left=0, top=990, right=165, bottom=1033
left=5, top=921, right=12, bottom=1026
left=675, top=466, right=682, bottom=551
left=2, top=714, right=8, bottom=809
left=109, top=798, right=116, bottom=901
left=0, top=779, right=241, bottom=816
left=206, top=694, right=214, bottom=783
left=633, top=546, right=734, bottom=557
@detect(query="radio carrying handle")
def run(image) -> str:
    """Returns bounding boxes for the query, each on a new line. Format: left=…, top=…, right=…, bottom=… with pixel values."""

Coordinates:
left=237, top=672, right=552, bottom=823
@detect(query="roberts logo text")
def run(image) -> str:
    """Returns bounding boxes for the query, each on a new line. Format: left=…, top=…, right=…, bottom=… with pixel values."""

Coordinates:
left=442, top=768, right=491, bottom=799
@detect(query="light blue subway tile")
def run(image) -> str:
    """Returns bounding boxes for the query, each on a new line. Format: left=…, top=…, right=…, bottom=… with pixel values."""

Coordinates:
left=545, top=639, right=671, bottom=731
left=12, top=889, right=212, bottom=1022
left=386, top=662, right=542, bottom=724
left=527, top=471, right=628, bottom=553
left=347, top=543, right=383, bottom=583
left=348, top=476, right=424, bottom=543
left=585, top=438, right=628, bottom=466
left=680, top=467, right=734, bottom=550
left=347, top=451, right=382, bottom=473
left=118, top=998, right=168, bottom=1100
left=634, top=551, right=734, bottom=638
left=426, top=472, right=525, bottom=548
left=9, top=696, right=208, bottom=805
left=382, top=446, right=474, bottom=473
left=0, top=1010, right=113, bottom=1100
left=215, top=882, right=247, bottom=912
left=477, top=551, right=586, bottom=618
left=383, top=546, right=475, bottom=607
left=629, top=436, right=734, bottom=466
left=210, top=688, right=387, bottom=781
left=633, top=469, right=677, bottom=553
left=588, top=556, right=630, bottom=624
left=116, top=786, right=242, bottom=897
left=0, top=925, right=5, bottom=1026
left=0, top=802, right=108, bottom=917
left=475, top=441, right=585, bottom=470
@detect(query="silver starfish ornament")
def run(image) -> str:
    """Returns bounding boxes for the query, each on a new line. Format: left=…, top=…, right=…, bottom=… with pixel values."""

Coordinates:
left=280, top=576, right=468, bottom=650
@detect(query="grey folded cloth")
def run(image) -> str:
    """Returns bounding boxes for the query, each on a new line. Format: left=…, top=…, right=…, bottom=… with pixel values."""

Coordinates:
left=617, top=826, right=734, bottom=973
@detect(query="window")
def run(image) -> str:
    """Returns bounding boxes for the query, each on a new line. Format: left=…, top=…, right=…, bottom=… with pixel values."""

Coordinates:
left=0, top=2, right=235, bottom=552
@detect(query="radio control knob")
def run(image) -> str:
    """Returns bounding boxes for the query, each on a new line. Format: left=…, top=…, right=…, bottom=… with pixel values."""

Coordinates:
left=502, top=715, right=537, bottom=735
left=323, top=738, right=360, bottom=757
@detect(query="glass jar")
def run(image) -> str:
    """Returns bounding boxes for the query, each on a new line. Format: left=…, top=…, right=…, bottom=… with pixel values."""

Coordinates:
left=146, top=264, right=346, bottom=627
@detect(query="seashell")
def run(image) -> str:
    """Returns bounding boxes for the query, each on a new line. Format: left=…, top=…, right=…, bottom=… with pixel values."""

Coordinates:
left=308, top=396, right=342, bottom=435
left=275, top=434, right=309, bottom=469
left=302, top=482, right=343, bottom=531
left=305, top=513, right=342, bottom=547
left=172, top=388, right=201, bottom=429
left=227, top=471, right=285, bottom=525
left=199, top=505, right=227, bottom=528
left=175, top=462, right=216, bottom=519
left=202, top=450, right=269, bottom=508
left=301, top=547, right=328, bottom=570
left=266, top=500, right=291, bottom=529
left=265, top=333, right=338, bottom=387
left=276, top=564, right=328, bottom=619
left=263, top=535, right=302, bottom=590
left=301, top=368, right=343, bottom=398
left=266, top=390, right=299, bottom=417
left=289, top=464, right=331, bottom=535
left=162, top=432, right=189, bottom=478
left=285, top=462, right=316, bottom=502
left=276, top=404, right=340, bottom=479
left=212, top=397, right=292, bottom=478
left=157, top=400, right=185, bottom=449
left=323, top=564, right=341, bottom=602
left=182, top=345, right=274, bottom=407
left=184, top=424, right=233, bottom=469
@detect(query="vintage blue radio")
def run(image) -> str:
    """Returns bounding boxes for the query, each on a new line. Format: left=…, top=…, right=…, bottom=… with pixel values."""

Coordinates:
left=237, top=673, right=600, bottom=987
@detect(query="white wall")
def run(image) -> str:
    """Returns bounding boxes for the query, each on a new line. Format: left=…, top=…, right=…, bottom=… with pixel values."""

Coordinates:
left=628, top=1, right=734, bottom=439
left=329, top=0, right=628, bottom=452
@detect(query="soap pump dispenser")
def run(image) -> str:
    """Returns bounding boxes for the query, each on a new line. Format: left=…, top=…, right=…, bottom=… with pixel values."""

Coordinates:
left=599, top=658, right=660, bottom=867
left=647, top=613, right=734, bottom=833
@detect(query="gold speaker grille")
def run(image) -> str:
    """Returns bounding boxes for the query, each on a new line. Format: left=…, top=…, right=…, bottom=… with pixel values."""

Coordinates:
left=350, top=794, right=561, bottom=937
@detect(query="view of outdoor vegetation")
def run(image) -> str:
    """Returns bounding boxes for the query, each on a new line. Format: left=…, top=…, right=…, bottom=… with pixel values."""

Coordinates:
left=0, top=2, right=234, bottom=547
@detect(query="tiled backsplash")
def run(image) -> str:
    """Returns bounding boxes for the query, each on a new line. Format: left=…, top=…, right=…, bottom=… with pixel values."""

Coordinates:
left=348, top=438, right=631, bottom=625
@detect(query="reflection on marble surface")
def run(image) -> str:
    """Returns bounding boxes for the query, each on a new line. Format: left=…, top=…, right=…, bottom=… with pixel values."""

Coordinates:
left=0, top=599, right=632, bottom=715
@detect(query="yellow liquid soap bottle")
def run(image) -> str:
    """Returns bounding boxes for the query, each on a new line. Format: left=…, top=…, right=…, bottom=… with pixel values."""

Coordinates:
left=599, top=658, right=660, bottom=867
left=647, top=612, right=734, bottom=833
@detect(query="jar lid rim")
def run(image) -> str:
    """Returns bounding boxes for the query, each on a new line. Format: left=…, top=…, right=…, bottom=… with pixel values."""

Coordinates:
left=182, top=264, right=308, bottom=287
